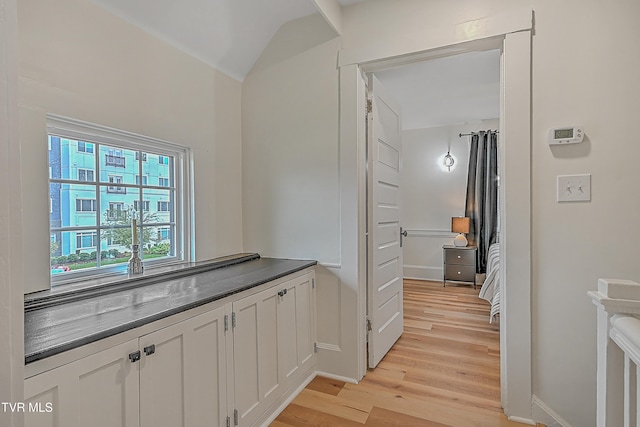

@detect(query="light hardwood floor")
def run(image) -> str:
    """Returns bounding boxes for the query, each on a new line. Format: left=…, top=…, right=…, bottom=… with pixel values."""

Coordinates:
left=272, top=279, right=543, bottom=427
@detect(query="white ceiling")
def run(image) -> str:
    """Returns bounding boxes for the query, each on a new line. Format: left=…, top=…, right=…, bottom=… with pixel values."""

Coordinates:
left=90, top=0, right=363, bottom=81
left=374, top=49, right=501, bottom=130
left=89, top=0, right=498, bottom=130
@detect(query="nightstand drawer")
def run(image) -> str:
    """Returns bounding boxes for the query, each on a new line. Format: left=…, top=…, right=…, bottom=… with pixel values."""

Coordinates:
left=445, top=249, right=475, bottom=265
left=445, top=265, right=476, bottom=282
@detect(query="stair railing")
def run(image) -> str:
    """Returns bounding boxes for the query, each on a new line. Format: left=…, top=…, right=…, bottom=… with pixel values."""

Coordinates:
left=590, top=279, right=640, bottom=427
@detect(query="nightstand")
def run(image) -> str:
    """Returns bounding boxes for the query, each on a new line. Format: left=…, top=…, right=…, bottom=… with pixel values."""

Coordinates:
left=443, top=245, right=478, bottom=289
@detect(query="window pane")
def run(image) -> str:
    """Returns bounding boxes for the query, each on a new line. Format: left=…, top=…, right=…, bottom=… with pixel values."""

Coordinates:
left=49, top=183, right=62, bottom=230
left=141, top=225, right=175, bottom=260
left=144, top=189, right=173, bottom=224
left=100, top=187, right=140, bottom=227
left=142, top=151, right=173, bottom=188
left=99, top=231, right=134, bottom=267
left=62, top=185, right=97, bottom=227
left=50, top=230, right=99, bottom=276
left=49, top=136, right=97, bottom=181
left=99, top=145, right=137, bottom=179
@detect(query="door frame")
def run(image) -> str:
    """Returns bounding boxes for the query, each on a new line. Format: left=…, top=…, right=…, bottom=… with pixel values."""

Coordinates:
left=338, top=9, right=533, bottom=421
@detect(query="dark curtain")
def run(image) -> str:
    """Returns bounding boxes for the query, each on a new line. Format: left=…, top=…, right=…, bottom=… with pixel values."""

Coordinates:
left=464, top=131, right=498, bottom=273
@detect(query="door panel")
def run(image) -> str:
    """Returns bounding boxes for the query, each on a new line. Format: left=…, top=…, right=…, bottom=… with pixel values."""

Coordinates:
left=367, top=74, right=404, bottom=368
left=24, top=339, right=140, bottom=427
left=139, top=307, right=227, bottom=427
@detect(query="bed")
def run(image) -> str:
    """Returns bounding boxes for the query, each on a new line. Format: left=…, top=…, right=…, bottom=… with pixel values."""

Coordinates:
left=479, top=243, right=500, bottom=323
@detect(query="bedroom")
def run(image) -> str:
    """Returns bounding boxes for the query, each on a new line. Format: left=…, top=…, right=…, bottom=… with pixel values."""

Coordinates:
left=374, top=49, right=502, bottom=321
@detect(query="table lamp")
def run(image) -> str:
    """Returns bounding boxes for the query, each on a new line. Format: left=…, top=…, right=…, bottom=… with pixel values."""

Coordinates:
left=451, top=217, right=470, bottom=247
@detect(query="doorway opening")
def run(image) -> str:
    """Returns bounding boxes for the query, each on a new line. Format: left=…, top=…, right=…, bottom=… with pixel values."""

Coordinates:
left=344, top=29, right=533, bottom=419
left=365, top=47, right=501, bottom=367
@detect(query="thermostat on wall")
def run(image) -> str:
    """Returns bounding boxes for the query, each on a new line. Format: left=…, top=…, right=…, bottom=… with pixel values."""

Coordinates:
left=548, top=126, right=584, bottom=145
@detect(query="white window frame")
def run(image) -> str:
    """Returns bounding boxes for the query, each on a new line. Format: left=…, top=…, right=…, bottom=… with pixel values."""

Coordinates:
left=76, top=231, right=98, bottom=250
left=47, top=114, right=194, bottom=287
left=77, top=141, right=94, bottom=153
left=75, top=198, right=97, bottom=212
left=78, top=168, right=94, bottom=182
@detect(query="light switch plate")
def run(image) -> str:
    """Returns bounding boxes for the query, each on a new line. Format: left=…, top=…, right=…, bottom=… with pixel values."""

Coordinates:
left=557, top=174, right=591, bottom=202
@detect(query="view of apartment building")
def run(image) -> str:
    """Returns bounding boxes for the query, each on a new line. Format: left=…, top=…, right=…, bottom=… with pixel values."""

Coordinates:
left=48, top=135, right=175, bottom=275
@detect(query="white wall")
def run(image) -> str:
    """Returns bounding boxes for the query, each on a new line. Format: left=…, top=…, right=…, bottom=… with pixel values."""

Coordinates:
left=245, top=0, right=640, bottom=424
left=340, top=1, right=640, bottom=426
left=0, top=0, right=24, bottom=424
left=401, top=120, right=498, bottom=281
left=18, top=0, right=244, bottom=293
left=242, top=14, right=364, bottom=379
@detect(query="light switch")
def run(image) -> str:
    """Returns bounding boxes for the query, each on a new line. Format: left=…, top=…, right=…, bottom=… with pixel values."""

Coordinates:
left=557, top=174, right=591, bottom=202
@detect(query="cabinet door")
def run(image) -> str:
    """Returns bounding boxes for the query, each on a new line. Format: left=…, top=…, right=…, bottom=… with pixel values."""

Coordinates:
left=232, top=287, right=280, bottom=427
left=294, top=273, right=315, bottom=376
left=278, top=273, right=316, bottom=390
left=25, top=339, right=140, bottom=427
left=139, top=305, right=227, bottom=427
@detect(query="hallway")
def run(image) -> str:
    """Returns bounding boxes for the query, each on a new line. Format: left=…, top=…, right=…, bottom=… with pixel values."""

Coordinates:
left=272, top=279, right=539, bottom=426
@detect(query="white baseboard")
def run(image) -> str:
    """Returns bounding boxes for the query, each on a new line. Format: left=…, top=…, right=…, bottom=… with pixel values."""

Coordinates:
left=315, top=370, right=359, bottom=384
left=257, top=369, right=360, bottom=427
left=403, top=265, right=442, bottom=281
left=507, top=415, right=536, bottom=425
left=258, top=370, right=317, bottom=427
left=531, top=394, right=573, bottom=427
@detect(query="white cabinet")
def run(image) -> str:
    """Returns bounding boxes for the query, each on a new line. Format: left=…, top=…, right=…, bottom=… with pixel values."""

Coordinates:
left=24, top=339, right=140, bottom=427
left=25, top=305, right=227, bottom=427
left=232, top=272, right=316, bottom=427
left=25, top=269, right=315, bottom=427
left=139, top=305, right=228, bottom=427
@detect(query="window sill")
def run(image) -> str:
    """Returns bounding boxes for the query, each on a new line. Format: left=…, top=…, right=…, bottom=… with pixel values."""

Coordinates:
left=26, top=253, right=260, bottom=310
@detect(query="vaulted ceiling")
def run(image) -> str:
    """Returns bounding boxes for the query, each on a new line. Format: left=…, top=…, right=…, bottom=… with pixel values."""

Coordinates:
left=90, top=0, right=363, bottom=81
left=89, top=0, right=499, bottom=130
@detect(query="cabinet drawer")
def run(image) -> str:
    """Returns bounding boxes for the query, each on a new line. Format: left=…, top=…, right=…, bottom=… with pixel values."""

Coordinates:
left=445, top=265, right=476, bottom=282
left=445, top=249, right=475, bottom=265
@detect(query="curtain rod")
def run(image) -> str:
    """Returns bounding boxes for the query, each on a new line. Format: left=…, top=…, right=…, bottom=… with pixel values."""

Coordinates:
left=459, top=130, right=499, bottom=137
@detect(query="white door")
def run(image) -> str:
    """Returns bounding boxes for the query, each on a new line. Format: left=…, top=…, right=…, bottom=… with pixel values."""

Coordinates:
left=367, top=74, right=404, bottom=368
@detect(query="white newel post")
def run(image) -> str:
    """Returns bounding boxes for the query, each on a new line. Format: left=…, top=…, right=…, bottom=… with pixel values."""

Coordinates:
left=589, top=279, right=640, bottom=427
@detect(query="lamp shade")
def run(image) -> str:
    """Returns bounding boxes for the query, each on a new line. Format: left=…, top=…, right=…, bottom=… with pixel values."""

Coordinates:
left=451, top=217, right=470, bottom=234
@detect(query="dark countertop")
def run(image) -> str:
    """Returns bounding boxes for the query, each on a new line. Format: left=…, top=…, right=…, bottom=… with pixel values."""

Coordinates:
left=24, top=255, right=316, bottom=364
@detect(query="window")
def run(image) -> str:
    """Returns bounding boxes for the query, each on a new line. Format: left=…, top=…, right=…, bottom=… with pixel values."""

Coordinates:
left=78, top=169, right=94, bottom=182
left=134, top=200, right=150, bottom=212
left=157, top=227, right=170, bottom=241
left=105, top=148, right=126, bottom=168
left=78, top=141, right=94, bottom=153
left=107, top=175, right=126, bottom=194
left=76, top=199, right=97, bottom=212
left=76, top=232, right=97, bottom=249
left=107, top=202, right=125, bottom=220
left=47, top=115, right=192, bottom=286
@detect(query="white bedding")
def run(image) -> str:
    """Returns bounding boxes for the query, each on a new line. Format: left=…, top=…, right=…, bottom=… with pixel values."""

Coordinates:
left=479, top=243, right=500, bottom=323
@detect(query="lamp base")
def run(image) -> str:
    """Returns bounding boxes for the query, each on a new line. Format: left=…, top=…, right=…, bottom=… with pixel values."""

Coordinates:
left=453, top=233, right=468, bottom=247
